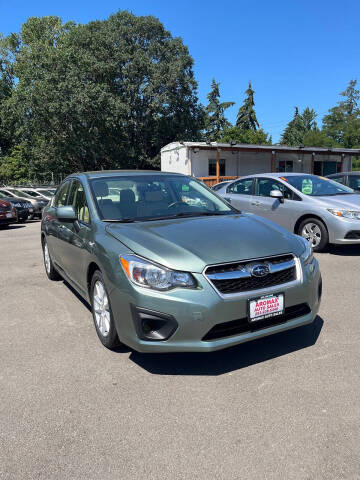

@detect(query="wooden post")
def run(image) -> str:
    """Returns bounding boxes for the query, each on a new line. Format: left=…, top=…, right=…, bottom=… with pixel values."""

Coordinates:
left=311, top=153, right=315, bottom=174
left=340, top=154, right=344, bottom=172
left=271, top=151, right=275, bottom=172
left=216, top=149, right=220, bottom=184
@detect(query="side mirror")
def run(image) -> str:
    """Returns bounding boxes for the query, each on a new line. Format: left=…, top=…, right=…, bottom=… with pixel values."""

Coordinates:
left=270, top=190, right=284, bottom=203
left=57, top=205, right=77, bottom=221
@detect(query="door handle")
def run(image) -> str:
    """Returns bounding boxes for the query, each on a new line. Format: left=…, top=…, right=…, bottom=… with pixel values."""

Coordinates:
left=251, top=201, right=260, bottom=206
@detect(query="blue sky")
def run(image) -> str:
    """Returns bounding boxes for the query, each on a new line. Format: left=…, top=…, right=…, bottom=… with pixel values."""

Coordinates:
left=1, top=0, right=359, bottom=141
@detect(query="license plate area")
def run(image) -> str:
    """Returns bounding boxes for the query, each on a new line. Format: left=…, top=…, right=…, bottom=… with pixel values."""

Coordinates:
left=248, top=293, right=284, bottom=322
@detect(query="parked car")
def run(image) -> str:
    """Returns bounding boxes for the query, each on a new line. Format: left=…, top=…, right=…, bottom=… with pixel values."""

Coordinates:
left=41, top=171, right=321, bottom=352
left=20, top=187, right=52, bottom=201
left=35, top=188, right=55, bottom=198
left=211, top=181, right=231, bottom=191
left=327, top=171, right=360, bottom=192
left=0, top=199, right=16, bottom=227
left=0, top=188, right=47, bottom=219
left=216, top=173, right=360, bottom=251
left=0, top=191, right=33, bottom=222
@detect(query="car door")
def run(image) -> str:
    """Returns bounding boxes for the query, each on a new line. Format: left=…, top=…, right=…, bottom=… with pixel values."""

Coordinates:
left=45, top=181, right=71, bottom=266
left=223, top=178, right=255, bottom=212
left=252, top=177, right=302, bottom=230
left=57, top=179, right=93, bottom=293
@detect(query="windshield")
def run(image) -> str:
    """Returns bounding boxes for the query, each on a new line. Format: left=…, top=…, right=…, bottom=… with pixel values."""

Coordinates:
left=90, top=175, right=235, bottom=221
left=38, top=189, right=54, bottom=197
left=22, top=190, right=42, bottom=197
left=0, top=191, right=7, bottom=199
left=282, top=175, right=355, bottom=196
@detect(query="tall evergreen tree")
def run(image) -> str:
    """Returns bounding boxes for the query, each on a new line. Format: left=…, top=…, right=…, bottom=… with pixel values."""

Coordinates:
left=236, top=81, right=259, bottom=131
left=322, top=79, right=360, bottom=148
left=280, top=107, right=317, bottom=146
left=204, top=79, right=234, bottom=141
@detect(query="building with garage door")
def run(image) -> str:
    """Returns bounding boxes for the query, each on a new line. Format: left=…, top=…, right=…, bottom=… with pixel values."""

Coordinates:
left=161, top=142, right=360, bottom=187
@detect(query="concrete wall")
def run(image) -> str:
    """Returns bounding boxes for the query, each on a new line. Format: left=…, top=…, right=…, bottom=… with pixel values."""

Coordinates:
left=161, top=143, right=190, bottom=175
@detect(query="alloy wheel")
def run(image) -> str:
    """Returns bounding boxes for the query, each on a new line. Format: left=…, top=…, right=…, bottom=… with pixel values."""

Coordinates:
left=44, top=243, right=51, bottom=274
left=301, top=222, right=322, bottom=248
left=93, top=280, right=111, bottom=337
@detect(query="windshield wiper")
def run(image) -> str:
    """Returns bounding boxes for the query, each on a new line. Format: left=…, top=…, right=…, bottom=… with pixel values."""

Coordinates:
left=102, top=218, right=136, bottom=223
left=143, top=211, right=235, bottom=221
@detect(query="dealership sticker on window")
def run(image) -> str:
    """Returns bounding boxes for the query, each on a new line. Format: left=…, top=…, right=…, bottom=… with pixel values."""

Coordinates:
left=302, top=179, right=313, bottom=194
left=248, top=293, right=284, bottom=322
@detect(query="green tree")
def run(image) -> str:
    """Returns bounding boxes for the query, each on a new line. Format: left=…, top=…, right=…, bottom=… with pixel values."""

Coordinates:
left=0, top=12, right=203, bottom=181
left=204, top=79, right=234, bottom=141
left=220, top=126, right=272, bottom=145
left=0, top=144, right=30, bottom=183
left=281, top=107, right=317, bottom=146
left=322, top=80, right=360, bottom=148
left=302, top=130, right=340, bottom=148
left=236, top=81, right=259, bottom=131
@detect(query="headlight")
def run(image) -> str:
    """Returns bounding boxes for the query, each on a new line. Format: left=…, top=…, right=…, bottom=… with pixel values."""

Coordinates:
left=298, top=236, right=313, bottom=265
left=327, top=209, right=360, bottom=219
left=120, top=254, right=196, bottom=291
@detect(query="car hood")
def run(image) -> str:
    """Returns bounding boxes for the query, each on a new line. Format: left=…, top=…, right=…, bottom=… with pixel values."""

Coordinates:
left=2, top=196, right=29, bottom=205
left=311, top=194, right=360, bottom=209
left=106, top=214, right=303, bottom=272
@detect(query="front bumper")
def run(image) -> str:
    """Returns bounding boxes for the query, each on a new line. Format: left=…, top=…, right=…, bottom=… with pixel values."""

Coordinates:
left=327, top=215, right=360, bottom=244
left=0, top=213, right=16, bottom=225
left=108, top=258, right=321, bottom=353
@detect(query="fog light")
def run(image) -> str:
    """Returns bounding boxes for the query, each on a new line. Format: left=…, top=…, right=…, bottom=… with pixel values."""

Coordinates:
left=131, top=305, right=178, bottom=341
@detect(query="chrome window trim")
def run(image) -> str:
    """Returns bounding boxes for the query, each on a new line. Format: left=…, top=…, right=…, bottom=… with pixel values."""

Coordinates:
left=202, top=253, right=302, bottom=299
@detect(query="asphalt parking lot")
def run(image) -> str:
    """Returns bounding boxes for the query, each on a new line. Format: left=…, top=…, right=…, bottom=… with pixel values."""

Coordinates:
left=1, top=221, right=360, bottom=480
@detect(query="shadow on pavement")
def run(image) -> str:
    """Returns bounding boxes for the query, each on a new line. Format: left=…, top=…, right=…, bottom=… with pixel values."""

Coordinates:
left=326, top=244, right=360, bottom=256
left=4, top=225, right=25, bottom=230
left=63, top=280, right=91, bottom=312
left=129, top=316, right=324, bottom=376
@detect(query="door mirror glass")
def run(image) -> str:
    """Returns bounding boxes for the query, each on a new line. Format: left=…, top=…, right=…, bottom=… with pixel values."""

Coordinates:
left=57, top=205, right=77, bottom=221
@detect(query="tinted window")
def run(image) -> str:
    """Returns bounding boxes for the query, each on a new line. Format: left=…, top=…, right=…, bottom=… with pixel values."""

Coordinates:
left=55, top=182, right=70, bottom=207
left=68, top=181, right=90, bottom=223
left=212, top=182, right=229, bottom=191
left=227, top=178, right=253, bottom=195
left=330, top=175, right=346, bottom=185
left=348, top=175, right=360, bottom=190
left=256, top=178, right=294, bottom=199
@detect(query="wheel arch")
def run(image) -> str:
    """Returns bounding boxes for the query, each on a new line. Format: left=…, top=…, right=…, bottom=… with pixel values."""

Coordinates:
left=87, top=262, right=101, bottom=295
left=294, top=214, right=329, bottom=236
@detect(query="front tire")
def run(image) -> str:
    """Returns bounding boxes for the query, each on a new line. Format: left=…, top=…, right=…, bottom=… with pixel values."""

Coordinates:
left=42, top=238, right=61, bottom=280
left=90, top=270, right=120, bottom=349
left=298, top=217, right=328, bottom=252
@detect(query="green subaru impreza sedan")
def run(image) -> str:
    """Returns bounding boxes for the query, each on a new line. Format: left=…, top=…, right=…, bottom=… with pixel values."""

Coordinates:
left=41, top=171, right=322, bottom=352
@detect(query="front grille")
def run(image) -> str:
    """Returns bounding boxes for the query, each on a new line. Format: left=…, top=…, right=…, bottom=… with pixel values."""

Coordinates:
left=205, top=254, right=297, bottom=295
left=345, top=231, right=360, bottom=239
left=202, top=303, right=311, bottom=341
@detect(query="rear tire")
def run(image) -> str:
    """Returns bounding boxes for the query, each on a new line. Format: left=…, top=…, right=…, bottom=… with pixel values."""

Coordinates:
left=90, top=270, right=120, bottom=349
left=42, top=238, right=61, bottom=280
left=298, top=217, right=328, bottom=252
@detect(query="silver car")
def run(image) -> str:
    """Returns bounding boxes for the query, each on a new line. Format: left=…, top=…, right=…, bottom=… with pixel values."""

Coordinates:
left=216, top=173, right=360, bottom=251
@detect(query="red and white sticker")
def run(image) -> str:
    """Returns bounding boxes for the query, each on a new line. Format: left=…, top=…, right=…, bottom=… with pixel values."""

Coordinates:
left=249, top=294, right=284, bottom=322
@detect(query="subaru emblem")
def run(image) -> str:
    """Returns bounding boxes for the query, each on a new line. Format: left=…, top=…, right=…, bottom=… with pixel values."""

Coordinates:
left=250, top=264, right=270, bottom=278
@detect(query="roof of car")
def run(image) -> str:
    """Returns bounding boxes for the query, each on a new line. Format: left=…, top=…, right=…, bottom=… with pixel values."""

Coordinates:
left=328, top=171, right=360, bottom=176
left=236, top=172, right=314, bottom=179
left=73, top=170, right=186, bottom=180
